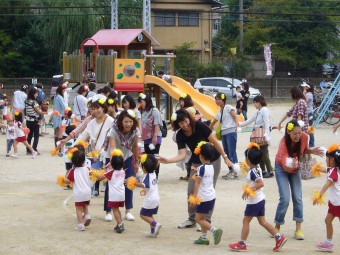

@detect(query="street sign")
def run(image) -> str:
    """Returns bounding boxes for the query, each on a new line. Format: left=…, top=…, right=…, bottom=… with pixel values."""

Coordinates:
left=32, top=78, right=37, bottom=85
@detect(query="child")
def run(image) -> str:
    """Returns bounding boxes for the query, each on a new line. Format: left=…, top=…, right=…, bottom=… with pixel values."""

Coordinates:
left=229, top=142, right=287, bottom=252
left=133, top=154, right=161, bottom=237
left=191, top=143, right=223, bottom=246
left=62, top=125, right=77, bottom=190
left=10, top=110, right=37, bottom=158
left=61, top=107, right=73, bottom=138
left=65, top=148, right=92, bottom=231
left=235, top=86, right=243, bottom=115
left=0, top=117, right=16, bottom=156
left=98, top=149, right=126, bottom=233
left=158, top=71, right=174, bottom=86
left=314, top=144, right=340, bottom=252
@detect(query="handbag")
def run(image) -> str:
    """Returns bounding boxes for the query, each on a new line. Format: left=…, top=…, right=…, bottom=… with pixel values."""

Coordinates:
left=299, top=154, right=317, bottom=180
left=249, top=112, right=267, bottom=146
left=215, top=107, right=224, bottom=141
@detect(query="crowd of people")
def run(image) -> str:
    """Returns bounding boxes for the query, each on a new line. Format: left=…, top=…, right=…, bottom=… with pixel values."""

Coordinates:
left=0, top=78, right=339, bottom=253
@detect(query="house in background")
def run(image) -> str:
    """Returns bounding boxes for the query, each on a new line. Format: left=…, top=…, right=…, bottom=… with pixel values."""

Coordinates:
left=151, top=0, right=222, bottom=63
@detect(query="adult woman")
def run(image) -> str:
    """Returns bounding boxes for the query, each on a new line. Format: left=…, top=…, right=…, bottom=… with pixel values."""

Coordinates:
left=238, top=95, right=274, bottom=178
left=121, top=94, right=141, bottom=131
left=274, top=120, right=323, bottom=239
left=278, top=86, right=308, bottom=133
left=104, top=110, right=140, bottom=221
left=302, top=83, right=315, bottom=147
left=11, top=84, right=28, bottom=118
left=53, top=84, right=67, bottom=148
left=159, top=109, right=232, bottom=229
left=75, top=95, right=114, bottom=196
left=25, top=88, right=47, bottom=154
left=240, top=82, right=250, bottom=120
left=139, top=93, right=162, bottom=177
left=209, top=92, right=239, bottom=179
left=73, top=85, right=88, bottom=124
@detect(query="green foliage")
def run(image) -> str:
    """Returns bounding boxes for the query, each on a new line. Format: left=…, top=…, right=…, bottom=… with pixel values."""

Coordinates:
left=174, top=42, right=198, bottom=78
left=194, top=61, right=227, bottom=78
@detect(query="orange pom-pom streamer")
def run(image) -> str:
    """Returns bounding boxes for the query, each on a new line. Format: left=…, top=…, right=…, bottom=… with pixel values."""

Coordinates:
left=76, top=140, right=88, bottom=150
left=51, top=147, right=59, bottom=156
left=311, top=162, right=323, bottom=177
left=87, top=150, right=99, bottom=159
left=188, top=195, right=202, bottom=205
left=247, top=142, right=260, bottom=150
left=312, top=191, right=326, bottom=205
left=126, top=176, right=137, bottom=190
left=89, top=169, right=100, bottom=182
left=56, top=175, right=67, bottom=187
left=243, top=184, right=256, bottom=197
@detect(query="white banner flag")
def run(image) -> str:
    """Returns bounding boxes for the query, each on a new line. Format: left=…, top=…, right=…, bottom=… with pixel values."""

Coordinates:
left=263, top=44, right=272, bottom=76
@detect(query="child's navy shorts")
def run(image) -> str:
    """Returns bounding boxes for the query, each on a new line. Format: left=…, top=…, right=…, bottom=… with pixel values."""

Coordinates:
left=244, top=199, right=265, bottom=217
left=196, top=199, right=215, bottom=214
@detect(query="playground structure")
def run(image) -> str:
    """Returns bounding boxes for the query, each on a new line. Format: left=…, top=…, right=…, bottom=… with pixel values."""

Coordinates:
left=62, top=29, right=219, bottom=120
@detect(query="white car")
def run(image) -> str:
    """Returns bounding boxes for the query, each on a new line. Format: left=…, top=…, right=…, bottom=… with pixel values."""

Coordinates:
left=193, top=77, right=261, bottom=98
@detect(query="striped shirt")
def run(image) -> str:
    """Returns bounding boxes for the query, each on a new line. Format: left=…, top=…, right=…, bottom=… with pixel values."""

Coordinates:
left=25, top=99, right=39, bottom=120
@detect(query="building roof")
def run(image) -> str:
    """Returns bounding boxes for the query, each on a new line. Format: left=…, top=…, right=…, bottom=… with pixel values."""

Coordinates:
left=84, top=29, right=160, bottom=47
left=207, top=0, right=223, bottom=7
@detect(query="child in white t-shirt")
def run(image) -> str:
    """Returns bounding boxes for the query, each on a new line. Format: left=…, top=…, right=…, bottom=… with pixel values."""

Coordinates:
left=190, top=142, right=223, bottom=246
left=229, top=143, right=287, bottom=252
left=132, top=154, right=161, bottom=238
left=61, top=107, right=73, bottom=138
left=0, top=117, right=16, bottom=156
left=235, top=86, right=243, bottom=115
left=66, top=148, right=92, bottom=231
left=98, top=149, right=126, bottom=233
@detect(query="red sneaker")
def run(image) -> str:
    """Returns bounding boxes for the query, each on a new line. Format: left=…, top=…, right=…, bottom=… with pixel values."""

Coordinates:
left=273, top=235, right=287, bottom=251
left=229, top=242, right=247, bottom=251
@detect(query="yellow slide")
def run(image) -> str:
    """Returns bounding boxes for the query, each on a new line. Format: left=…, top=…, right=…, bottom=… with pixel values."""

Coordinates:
left=144, top=75, right=219, bottom=120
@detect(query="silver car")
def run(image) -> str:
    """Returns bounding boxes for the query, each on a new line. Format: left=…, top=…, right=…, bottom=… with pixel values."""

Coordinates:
left=194, top=77, right=261, bottom=98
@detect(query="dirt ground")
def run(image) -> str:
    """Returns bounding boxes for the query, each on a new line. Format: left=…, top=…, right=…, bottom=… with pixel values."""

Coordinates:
left=0, top=102, right=339, bottom=255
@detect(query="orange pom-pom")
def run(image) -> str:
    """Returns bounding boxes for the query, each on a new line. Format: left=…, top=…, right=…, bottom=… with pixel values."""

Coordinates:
left=311, top=162, right=323, bottom=177
left=76, top=140, right=88, bottom=150
left=51, top=147, right=59, bottom=156
left=243, top=184, right=256, bottom=197
left=308, top=126, right=315, bottom=134
left=23, top=128, right=30, bottom=135
left=328, top=144, right=340, bottom=154
left=194, top=147, right=201, bottom=155
left=87, top=150, right=99, bottom=159
left=56, top=175, right=67, bottom=187
left=60, top=124, right=66, bottom=131
left=53, top=110, right=61, bottom=116
left=127, top=176, right=137, bottom=190
left=188, top=195, right=202, bottom=205
left=241, top=161, right=249, bottom=175
left=247, top=142, right=260, bottom=150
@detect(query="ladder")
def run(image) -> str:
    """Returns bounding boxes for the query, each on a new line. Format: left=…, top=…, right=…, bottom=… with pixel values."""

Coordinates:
left=314, top=73, right=340, bottom=127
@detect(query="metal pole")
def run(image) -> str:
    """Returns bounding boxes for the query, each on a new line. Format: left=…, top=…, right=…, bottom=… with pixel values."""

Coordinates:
left=239, top=0, right=243, bottom=55
left=111, top=0, right=118, bottom=29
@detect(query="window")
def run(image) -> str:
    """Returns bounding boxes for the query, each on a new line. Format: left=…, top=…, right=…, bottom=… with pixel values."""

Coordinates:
left=213, top=19, right=220, bottom=31
left=178, top=12, right=199, bottom=27
left=154, top=11, right=176, bottom=26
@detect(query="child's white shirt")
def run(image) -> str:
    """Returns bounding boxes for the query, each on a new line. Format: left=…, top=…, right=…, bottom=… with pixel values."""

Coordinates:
left=104, top=169, right=125, bottom=202
left=14, top=121, right=25, bottom=138
left=197, top=164, right=216, bottom=202
left=246, top=166, right=265, bottom=204
left=327, top=167, right=340, bottom=206
left=236, top=92, right=243, bottom=100
left=61, top=117, right=72, bottom=137
left=63, top=138, right=76, bottom=163
left=6, top=125, right=16, bottom=140
left=66, top=166, right=92, bottom=203
left=142, top=172, right=160, bottom=209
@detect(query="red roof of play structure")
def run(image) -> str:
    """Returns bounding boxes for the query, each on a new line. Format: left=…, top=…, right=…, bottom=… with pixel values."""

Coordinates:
left=84, top=29, right=160, bottom=47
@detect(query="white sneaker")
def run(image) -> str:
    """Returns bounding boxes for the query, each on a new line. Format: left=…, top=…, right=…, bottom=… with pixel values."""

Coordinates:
left=153, top=223, right=162, bottom=237
left=178, top=219, right=196, bottom=229
left=31, top=151, right=38, bottom=159
left=104, top=213, right=113, bottom=222
left=145, top=233, right=157, bottom=238
left=197, top=225, right=202, bottom=232
left=75, top=223, right=85, bottom=231
left=84, top=214, right=91, bottom=226
left=124, top=213, right=135, bottom=221
left=10, top=153, right=19, bottom=158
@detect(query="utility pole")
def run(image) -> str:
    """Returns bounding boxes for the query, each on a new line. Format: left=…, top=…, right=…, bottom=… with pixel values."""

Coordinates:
left=111, top=0, right=118, bottom=29
left=239, top=0, right=243, bottom=55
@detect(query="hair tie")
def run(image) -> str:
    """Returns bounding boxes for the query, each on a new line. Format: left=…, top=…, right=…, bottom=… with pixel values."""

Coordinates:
left=140, top=154, right=148, bottom=164
left=107, top=98, right=114, bottom=105
left=139, top=93, right=146, bottom=100
left=111, top=148, right=124, bottom=158
left=171, top=113, right=177, bottom=122
left=67, top=148, right=78, bottom=160
left=247, top=142, right=260, bottom=150
left=327, top=144, right=340, bottom=154
left=181, top=93, right=187, bottom=98
left=287, top=122, right=294, bottom=131
left=221, top=93, right=225, bottom=99
left=127, top=109, right=136, bottom=118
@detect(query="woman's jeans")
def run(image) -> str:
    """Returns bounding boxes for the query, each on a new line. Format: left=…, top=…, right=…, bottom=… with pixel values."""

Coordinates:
left=242, top=110, right=248, bottom=120
left=308, top=112, right=315, bottom=147
left=26, top=120, right=40, bottom=152
left=221, top=132, right=238, bottom=170
left=187, top=158, right=221, bottom=223
left=274, top=162, right=303, bottom=225
left=104, top=156, right=135, bottom=212
left=259, top=144, right=273, bottom=174
left=7, top=139, right=14, bottom=153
